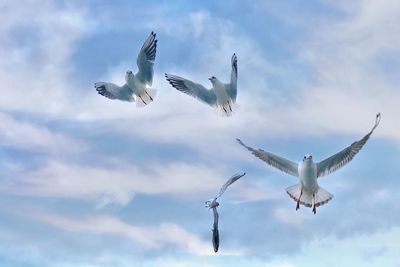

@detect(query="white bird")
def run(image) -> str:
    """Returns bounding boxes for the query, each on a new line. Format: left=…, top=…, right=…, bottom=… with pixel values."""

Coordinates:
left=95, top=31, right=158, bottom=107
left=205, top=172, right=246, bottom=252
left=237, top=113, right=381, bottom=214
left=165, top=53, right=238, bottom=116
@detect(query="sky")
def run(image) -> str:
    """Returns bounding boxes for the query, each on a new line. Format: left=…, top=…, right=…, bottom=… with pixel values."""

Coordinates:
left=0, top=0, right=400, bottom=266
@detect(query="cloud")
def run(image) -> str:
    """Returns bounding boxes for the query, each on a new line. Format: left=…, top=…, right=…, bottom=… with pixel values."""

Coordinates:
left=0, top=112, right=87, bottom=154
left=9, top=160, right=231, bottom=206
left=291, top=0, right=400, bottom=139
left=0, top=0, right=91, bottom=115
left=29, top=211, right=212, bottom=256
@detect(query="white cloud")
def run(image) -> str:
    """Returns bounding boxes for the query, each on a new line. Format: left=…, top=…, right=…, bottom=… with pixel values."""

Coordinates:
left=0, top=112, right=87, bottom=154
left=10, top=160, right=231, bottom=206
left=292, top=0, right=400, bottom=139
left=32, top=212, right=212, bottom=256
left=0, top=0, right=91, bottom=115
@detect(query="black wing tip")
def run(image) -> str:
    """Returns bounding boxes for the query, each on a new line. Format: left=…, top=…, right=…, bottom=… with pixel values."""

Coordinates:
left=372, top=112, right=381, bottom=131
left=232, top=53, right=237, bottom=61
left=95, top=85, right=105, bottom=92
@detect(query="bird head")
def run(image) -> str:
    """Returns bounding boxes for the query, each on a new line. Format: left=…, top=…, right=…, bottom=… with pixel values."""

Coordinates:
left=205, top=199, right=219, bottom=209
left=303, top=154, right=313, bottom=162
left=208, top=76, right=218, bottom=84
left=125, top=70, right=134, bottom=81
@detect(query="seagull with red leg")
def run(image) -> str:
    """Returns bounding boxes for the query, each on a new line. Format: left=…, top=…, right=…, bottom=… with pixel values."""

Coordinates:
left=95, top=31, right=158, bottom=107
left=165, top=53, right=239, bottom=117
left=237, top=113, right=381, bottom=214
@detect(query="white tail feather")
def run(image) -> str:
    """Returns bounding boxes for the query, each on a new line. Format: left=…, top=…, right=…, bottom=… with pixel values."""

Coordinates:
left=286, top=184, right=333, bottom=208
left=135, top=88, right=157, bottom=107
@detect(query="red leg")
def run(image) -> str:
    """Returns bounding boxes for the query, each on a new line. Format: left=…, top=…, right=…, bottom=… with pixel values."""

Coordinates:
left=139, top=96, right=147, bottom=105
left=145, top=91, right=153, bottom=101
left=296, top=190, right=303, bottom=211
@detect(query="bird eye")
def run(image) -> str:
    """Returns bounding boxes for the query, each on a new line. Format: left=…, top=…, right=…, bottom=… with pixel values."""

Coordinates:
left=212, top=76, right=215, bottom=79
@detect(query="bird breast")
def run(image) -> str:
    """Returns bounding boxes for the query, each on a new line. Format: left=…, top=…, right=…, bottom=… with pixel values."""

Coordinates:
left=213, top=82, right=229, bottom=104
left=298, top=161, right=318, bottom=191
left=127, top=75, right=145, bottom=94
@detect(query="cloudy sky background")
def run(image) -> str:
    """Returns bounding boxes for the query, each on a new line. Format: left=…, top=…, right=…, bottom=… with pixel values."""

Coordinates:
left=1, top=0, right=400, bottom=266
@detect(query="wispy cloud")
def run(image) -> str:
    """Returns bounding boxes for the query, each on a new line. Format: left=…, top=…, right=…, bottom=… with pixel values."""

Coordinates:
left=9, top=160, right=229, bottom=206
left=33, top=211, right=212, bottom=255
left=0, top=112, right=87, bottom=154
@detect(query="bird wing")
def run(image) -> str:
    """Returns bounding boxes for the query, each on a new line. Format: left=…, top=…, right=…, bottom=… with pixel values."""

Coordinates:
left=95, top=82, right=133, bottom=101
left=165, top=74, right=217, bottom=106
left=212, top=207, right=219, bottom=253
left=216, top=172, right=245, bottom=199
left=136, top=31, right=157, bottom=86
left=317, top=113, right=381, bottom=178
left=212, top=207, right=219, bottom=230
left=225, top=53, right=238, bottom=101
left=237, top=138, right=298, bottom=177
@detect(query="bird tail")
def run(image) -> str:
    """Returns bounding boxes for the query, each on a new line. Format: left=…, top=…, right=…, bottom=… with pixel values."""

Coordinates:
left=135, top=88, right=157, bottom=107
left=285, top=184, right=333, bottom=208
left=216, top=101, right=239, bottom=117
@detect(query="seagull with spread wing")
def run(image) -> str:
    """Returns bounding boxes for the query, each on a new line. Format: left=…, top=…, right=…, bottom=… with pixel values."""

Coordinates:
left=237, top=113, right=381, bottom=214
left=95, top=31, right=158, bottom=107
left=165, top=53, right=238, bottom=116
left=205, top=172, right=246, bottom=252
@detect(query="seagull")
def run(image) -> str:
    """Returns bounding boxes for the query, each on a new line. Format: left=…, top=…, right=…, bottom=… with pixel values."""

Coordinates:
left=94, top=31, right=158, bottom=107
left=165, top=53, right=238, bottom=116
left=237, top=113, right=381, bottom=214
left=205, top=172, right=246, bottom=252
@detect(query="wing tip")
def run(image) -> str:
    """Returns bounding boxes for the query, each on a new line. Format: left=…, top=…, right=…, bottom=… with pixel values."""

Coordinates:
left=236, top=138, right=245, bottom=146
left=371, top=112, right=381, bottom=132
left=375, top=112, right=381, bottom=124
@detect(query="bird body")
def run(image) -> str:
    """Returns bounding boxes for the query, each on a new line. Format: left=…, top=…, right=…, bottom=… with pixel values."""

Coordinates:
left=298, top=157, right=318, bottom=193
left=125, top=72, right=146, bottom=95
left=237, top=113, right=381, bottom=214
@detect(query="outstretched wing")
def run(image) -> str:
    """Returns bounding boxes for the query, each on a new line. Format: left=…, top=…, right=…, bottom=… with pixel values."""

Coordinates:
left=225, top=53, right=238, bottom=101
left=165, top=74, right=217, bottom=106
left=95, top=82, right=133, bottom=101
left=237, top=138, right=298, bottom=177
left=136, top=31, right=157, bottom=86
left=317, top=113, right=381, bottom=178
left=212, top=207, right=219, bottom=253
left=216, top=172, right=245, bottom=199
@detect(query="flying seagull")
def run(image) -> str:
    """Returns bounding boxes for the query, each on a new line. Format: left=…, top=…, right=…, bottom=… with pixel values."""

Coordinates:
left=237, top=113, right=381, bottom=214
left=205, top=172, right=246, bottom=252
left=95, top=31, right=158, bottom=107
left=165, top=53, right=238, bottom=116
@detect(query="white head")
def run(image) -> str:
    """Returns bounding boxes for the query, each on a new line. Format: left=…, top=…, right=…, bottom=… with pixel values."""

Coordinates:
left=125, top=70, right=134, bottom=82
left=303, top=154, right=313, bottom=162
left=208, top=76, right=219, bottom=85
left=205, top=198, right=219, bottom=209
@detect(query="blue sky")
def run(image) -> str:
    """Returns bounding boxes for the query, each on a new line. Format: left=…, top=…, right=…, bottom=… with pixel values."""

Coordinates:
left=1, top=0, right=400, bottom=266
